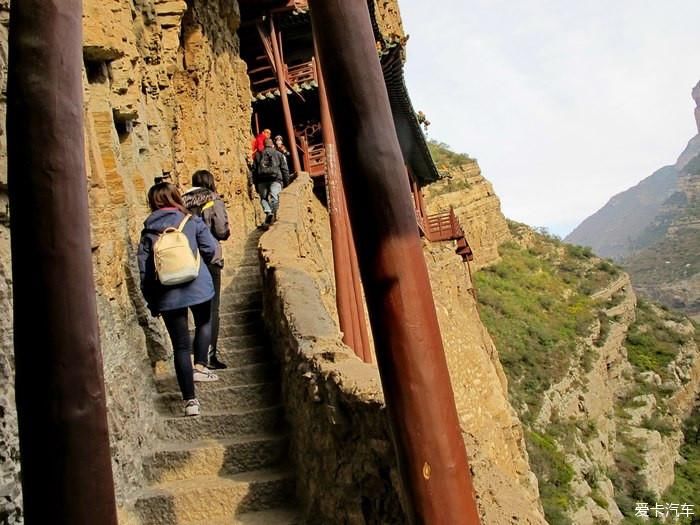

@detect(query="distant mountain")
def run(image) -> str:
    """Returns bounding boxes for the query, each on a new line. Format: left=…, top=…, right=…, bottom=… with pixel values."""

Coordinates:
left=623, top=151, right=700, bottom=319
left=564, top=165, right=680, bottom=259
left=567, top=80, right=700, bottom=319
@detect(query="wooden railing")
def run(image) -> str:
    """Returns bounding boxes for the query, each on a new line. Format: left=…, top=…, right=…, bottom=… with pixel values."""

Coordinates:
left=420, top=207, right=473, bottom=261
left=288, top=61, right=316, bottom=86
left=251, top=60, right=317, bottom=98
left=307, top=143, right=326, bottom=176
left=424, top=210, right=459, bottom=242
left=297, top=133, right=326, bottom=178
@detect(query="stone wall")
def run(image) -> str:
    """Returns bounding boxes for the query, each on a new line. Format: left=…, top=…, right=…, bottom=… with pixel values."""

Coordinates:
left=259, top=175, right=406, bottom=524
left=260, top=174, right=546, bottom=524
left=0, top=0, right=257, bottom=520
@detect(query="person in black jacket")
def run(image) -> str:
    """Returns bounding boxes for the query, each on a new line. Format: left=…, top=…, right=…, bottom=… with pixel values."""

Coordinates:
left=182, top=170, right=231, bottom=370
left=251, top=138, right=289, bottom=227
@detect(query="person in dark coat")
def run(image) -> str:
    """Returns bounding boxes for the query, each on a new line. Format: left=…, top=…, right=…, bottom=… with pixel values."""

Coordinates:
left=251, top=138, right=290, bottom=227
left=182, top=170, right=230, bottom=370
left=137, top=182, right=220, bottom=417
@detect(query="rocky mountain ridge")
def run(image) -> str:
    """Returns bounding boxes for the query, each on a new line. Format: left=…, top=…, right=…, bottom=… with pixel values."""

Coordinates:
left=567, top=79, right=700, bottom=321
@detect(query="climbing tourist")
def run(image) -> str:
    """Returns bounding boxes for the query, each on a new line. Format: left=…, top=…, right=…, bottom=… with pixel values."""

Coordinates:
left=251, top=138, right=290, bottom=227
left=255, top=128, right=272, bottom=153
left=274, top=134, right=291, bottom=165
left=182, top=170, right=231, bottom=370
left=137, top=182, right=220, bottom=417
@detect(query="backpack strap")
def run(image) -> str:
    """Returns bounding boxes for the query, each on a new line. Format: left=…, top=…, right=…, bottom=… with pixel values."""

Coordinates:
left=202, top=201, right=215, bottom=212
left=176, top=214, right=192, bottom=232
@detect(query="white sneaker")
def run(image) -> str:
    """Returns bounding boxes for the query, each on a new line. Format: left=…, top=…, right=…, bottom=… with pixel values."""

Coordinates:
left=184, top=399, right=200, bottom=417
left=193, top=366, right=219, bottom=382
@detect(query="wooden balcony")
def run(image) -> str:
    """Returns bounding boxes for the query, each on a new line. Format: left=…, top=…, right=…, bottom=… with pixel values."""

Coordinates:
left=251, top=59, right=318, bottom=100
left=421, top=207, right=473, bottom=262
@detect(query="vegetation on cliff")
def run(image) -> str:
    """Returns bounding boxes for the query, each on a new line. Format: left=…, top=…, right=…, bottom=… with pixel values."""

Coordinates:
left=663, top=406, right=700, bottom=524
left=475, top=222, right=616, bottom=419
left=428, top=140, right=474, bottom=186
left=475, top=222, right=700, bottom=525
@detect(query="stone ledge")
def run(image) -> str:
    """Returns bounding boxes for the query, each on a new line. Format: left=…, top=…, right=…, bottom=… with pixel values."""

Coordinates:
left=258, top=174, right=405, bottom=524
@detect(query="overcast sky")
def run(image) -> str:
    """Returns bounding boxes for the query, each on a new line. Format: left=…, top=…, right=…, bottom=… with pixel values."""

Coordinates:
left=400, top=0, right=700, bottom=236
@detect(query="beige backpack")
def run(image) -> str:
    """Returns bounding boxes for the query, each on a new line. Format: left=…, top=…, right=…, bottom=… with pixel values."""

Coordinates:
left=153, top=215, right=201, bottom=285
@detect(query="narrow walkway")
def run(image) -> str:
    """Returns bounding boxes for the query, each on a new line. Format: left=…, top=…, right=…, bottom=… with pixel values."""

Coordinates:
left=134, top=230, right=298, bottom=524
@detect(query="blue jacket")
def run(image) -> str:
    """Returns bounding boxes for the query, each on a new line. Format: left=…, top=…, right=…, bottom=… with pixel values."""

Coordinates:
left=137, top=209, right=218, bottom=314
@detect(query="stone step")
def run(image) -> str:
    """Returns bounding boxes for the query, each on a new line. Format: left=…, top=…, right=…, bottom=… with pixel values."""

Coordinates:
left=232, top=508, right=300, bottom=525
left=223, top=265, right=260, bottom=279
left=155, top=382, right=280, bottom=416
left=218, top=333, right=262, bottom=349
left=160, top=406, right=285, bottom=441
left=219, top=308, right=263, bottom=327
left=135, top=469, right=295, bottom=524
left=221, top=280, right=263, bottom=295
left=215, top=347, right=271, bottom=367
left=220, top=291, right=262, bottom=312
left=154, top=363, right=278, bottom=394
left=185, top=507, right=300, bottom=525
left=221, top=260, right=259, bottom=274
left=143, top=434, right=289, bottom=483
left=219, top=318, right=263, bottom=335
left=214, top=346, right=275, bottom=366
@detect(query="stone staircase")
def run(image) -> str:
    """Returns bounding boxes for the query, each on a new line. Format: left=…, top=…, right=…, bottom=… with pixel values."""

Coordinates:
left=134, top=231, right=298, bottom=524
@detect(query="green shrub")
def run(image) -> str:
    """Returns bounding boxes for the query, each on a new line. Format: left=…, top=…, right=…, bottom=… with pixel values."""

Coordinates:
left=663, top=408, right=700, bottom=523
left=590, top=489, right=609, bottom=509
left=640, top=415, right=675, bottom=437
left=526, top=431, right=575, bottom=525
left=625, top=300, right=687, bottom=377
left=427, top=140, right=471, bottom=170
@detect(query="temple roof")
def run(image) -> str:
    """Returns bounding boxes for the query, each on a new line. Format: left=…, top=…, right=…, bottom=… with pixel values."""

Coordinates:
left=381, top=46, right=441, bottom=185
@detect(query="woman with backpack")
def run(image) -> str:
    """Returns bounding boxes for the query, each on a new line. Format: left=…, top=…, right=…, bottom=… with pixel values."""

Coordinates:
left=137, top=182, right=220, bottom=417
left=182, top=170, right=230, bottom=370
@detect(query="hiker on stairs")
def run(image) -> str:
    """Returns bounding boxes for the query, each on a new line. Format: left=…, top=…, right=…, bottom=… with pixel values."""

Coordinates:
left=250, top=138, right=290, bottom=228
left=182, top=170, right=231, bottom=370
left=137, top=182, right=220, bottom=417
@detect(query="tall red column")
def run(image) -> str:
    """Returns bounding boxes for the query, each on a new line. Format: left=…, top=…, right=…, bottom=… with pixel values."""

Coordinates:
left=308, top=1, right=481, bottom=523
left=7, top=2, right=119, bottom=524
left=314, top=52, right=372, bottom=363
left=270, top=17, right=302, bottom=174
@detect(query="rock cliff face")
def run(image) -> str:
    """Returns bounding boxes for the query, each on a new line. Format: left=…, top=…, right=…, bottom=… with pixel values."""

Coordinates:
left=423, top=159, right=511, bottom=269
left=423, top=241, right=546, bottom=523
left=81, top=0, right=259, bottom=503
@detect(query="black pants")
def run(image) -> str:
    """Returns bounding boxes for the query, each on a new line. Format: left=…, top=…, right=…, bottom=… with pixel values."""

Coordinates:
left=162, top=301, right=212, bottom=401
left=208, top=263, right=222, bottom=352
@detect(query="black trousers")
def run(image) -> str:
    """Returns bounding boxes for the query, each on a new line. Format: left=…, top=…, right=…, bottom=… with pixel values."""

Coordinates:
left=162, top=301, right=212, bottom=400
left=208, top=263, right=222, bottom=352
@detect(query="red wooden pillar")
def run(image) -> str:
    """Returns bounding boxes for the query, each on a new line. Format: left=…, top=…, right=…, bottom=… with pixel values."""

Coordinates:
left=7, top=1, right=119, bottom=524
left=269, top=16, right=302, bottom=174
left=313, top=52, right=371, bottom=362
left=308, top=0, right=481, bottom=522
